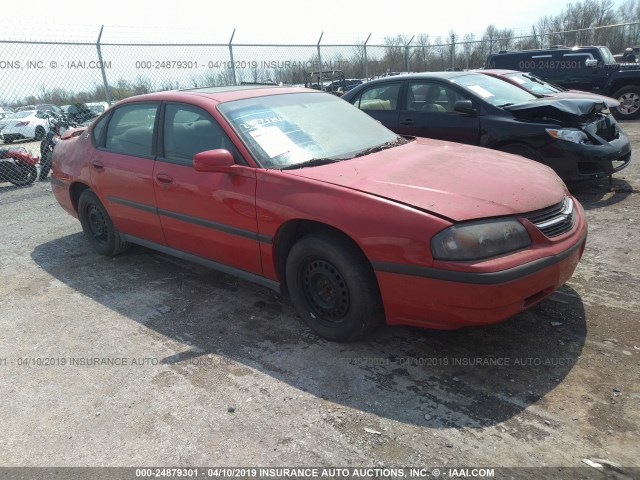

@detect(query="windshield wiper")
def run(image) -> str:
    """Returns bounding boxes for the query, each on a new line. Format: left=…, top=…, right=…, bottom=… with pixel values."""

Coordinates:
left=352, top=137, right=409, bottom=159
left=497, top=102, right=516, bottom=107
left=280, top=158, right=339, bottom=170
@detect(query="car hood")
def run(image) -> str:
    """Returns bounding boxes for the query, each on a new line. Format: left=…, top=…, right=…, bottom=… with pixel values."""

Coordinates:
left=547, top=90, right=620, bottom=108
left=284, top=138, right=566, bottom=221
left=503, top=98, right=607, bottom=124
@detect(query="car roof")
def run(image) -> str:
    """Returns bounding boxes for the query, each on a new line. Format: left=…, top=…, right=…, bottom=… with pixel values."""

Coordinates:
left=117, top=85, right=317, bottom=105
left=480, top=69, right=519, bottom=75
left=490, top=46, right=605, bottom=55
left=357, top=71, right=479, bottom=85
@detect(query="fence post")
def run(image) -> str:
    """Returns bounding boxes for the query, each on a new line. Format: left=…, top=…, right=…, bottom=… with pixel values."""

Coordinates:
left=405, top=35, right=414, bottom=72
left=450, top=35, right=456, bottom=70
left=364, top=33, right=371, bottom=79
left=317, top=32, right=323, bottom=86
left=96, top=26, right=112, bottom=104
left=228, top=29, right=237, bottom=85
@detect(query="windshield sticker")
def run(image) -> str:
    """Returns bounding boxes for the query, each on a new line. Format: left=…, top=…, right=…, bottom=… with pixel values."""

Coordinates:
left=509, top=76, right=526, bottom=85
left=238, top=115, right=285, bottom=130
left=248, top=125, right=309, bottom=161
left=467, top=85, right=495, bottom=98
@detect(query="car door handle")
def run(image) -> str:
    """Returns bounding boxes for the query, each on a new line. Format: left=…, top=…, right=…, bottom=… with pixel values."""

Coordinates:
left=156, top=173, right=174, bottom=184
left=91, top=160, right=104, bottom=171
left=399, top=118, right=415, bottom=125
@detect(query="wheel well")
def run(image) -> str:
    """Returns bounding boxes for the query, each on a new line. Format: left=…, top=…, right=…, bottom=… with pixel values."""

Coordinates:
left=273, top=220, right=371, bottom=294
left=609, top=81, right=640, bottom=95
left=69, top=182, right=91, bottom=213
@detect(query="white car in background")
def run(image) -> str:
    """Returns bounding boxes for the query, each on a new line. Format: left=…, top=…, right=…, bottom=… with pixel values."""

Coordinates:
left=1, top=110, right=52, bottom=144
left=86, top=101, right=109, bottom=114
left=0, top=106, right=15, bottom=119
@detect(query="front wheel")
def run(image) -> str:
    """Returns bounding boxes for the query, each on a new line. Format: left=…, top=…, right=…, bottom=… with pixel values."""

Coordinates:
left=285, top=232, right=384, bottom=341
left=78, top=190, right=129, bottom=256
left=34, top=126, right=46, bottom=141
left=39, top=149, right=53, bottom=180
left=612, top=86, right=640, bottom=120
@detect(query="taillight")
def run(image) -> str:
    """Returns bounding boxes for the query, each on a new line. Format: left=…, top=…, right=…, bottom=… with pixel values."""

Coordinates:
left=15, top=121, right=29, bottom=127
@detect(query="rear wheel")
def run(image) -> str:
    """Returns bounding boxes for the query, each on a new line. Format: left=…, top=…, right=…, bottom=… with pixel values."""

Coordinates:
left=78, top=190, right=129, bottom=256
left=7, top=163, right=37, bottom=186
left=612, top=86, right=640, bottom=120
left=285, top=232, right=384, bottom=341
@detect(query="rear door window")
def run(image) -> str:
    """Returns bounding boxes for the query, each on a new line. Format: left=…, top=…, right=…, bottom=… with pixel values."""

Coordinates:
left=351, top=83, right=402, bottom=111
left=104, top=103, right=158, bottom=157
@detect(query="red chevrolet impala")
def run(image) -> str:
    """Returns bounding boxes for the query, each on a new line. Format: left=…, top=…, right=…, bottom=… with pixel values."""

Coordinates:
left=51, top=86, right=587, bottom=341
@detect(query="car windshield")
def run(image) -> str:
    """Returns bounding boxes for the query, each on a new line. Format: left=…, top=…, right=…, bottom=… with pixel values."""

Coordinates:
left=453, top=73, right=536, bottom=107
left=218, top=92, right=401, bottom=169
left=504, top=72, right=563, bottom=94
left=599, top=47, right=616, bottom=65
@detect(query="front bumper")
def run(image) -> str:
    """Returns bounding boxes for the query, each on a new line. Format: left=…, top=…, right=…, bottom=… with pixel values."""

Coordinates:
left=541, top=123, right=631, bottom=182
left=373, top=202, right=588, bottom=329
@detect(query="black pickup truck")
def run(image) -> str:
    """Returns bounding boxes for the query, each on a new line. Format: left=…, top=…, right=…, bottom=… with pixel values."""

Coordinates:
left=486, top=46, right=640, bottom=119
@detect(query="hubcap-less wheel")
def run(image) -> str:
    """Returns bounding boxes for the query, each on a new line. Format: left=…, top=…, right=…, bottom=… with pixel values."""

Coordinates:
left=286, top=232, right=384, bottom=341
left=77, top=190, right=129, bottom=256
left=301, top=259, right=350, bottom=322
left=86, top=204, right=108, bottom=245
left=618, top=92, right=640, bottom=116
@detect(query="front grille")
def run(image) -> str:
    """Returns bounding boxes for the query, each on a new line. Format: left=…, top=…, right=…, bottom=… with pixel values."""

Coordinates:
left=523, top=195, right=575, bottom=237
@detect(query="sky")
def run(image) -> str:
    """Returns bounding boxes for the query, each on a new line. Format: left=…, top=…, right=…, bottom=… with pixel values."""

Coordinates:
left=1, top=0, right=627, bottom=103
left=23, top=0, right=615, bottom=44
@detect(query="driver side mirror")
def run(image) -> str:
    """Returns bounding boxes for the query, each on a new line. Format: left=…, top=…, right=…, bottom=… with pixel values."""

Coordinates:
left=193, top=149, right=235, bottom=173
left=454, top=100, right=477, bottom=115
left=585, top=59, right=598, bottom=68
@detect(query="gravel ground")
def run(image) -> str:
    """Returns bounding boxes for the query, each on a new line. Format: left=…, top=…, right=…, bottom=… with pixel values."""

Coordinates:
left=0, top=125, right=639, bottom=477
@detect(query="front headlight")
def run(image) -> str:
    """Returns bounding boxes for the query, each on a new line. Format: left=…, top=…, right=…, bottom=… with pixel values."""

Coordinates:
left=431, top=218, right=531, bottom=261
left=546, top=128, right=589, bottom=144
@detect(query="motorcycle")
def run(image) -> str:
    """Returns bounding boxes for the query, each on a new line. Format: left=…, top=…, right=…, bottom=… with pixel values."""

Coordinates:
left=39, top=105, right=97, bottom=180
left=0, top=146, right=40, bottom=186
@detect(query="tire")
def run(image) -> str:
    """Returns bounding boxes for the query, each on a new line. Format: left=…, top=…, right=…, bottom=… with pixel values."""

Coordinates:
left=77, top=190, right=129, bottom=256
left=7, top=164, right=37, bottom=186
left=612, top=86, right=640, bottom=120
left=285, top=232, right=384, bottom=341
left=34, top=126, right=46, bottom=141
left=39, top=150, right=52, bottom=180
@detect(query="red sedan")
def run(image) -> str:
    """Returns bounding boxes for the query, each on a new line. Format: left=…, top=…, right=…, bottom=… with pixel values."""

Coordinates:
left=51, top=86, right=587, bottom=341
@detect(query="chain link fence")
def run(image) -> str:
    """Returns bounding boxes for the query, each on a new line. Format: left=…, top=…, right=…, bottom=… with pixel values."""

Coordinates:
left=1, top=21, right=639, bottom=186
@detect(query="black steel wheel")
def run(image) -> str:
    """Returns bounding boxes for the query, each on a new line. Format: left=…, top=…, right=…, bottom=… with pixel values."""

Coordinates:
left=77, top=190, right=129, bottom=256
left=286, top=232, right=384, bottom=341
